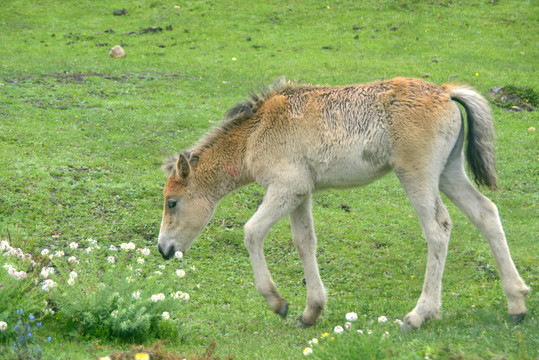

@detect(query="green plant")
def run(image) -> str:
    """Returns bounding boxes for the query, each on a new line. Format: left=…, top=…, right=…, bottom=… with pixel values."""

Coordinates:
left=46, top=240, right=187, bottom=342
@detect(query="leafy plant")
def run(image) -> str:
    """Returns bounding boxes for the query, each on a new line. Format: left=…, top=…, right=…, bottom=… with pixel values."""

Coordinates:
left=46, top=241, right=187, bottom=342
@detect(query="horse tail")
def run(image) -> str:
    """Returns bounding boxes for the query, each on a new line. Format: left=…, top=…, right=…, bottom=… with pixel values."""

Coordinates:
left=445, top=85, right=498, bottom=190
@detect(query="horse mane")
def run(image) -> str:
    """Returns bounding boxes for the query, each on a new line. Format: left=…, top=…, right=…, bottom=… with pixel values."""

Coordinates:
left=223, top=76, right=291, bottom=121
left=163, top=77, right=293, bottom=176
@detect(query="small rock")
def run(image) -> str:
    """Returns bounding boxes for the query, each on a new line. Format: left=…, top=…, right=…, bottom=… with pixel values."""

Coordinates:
left=109, top=45, right=126, bottom=58
left=422, top=73, right=430, bottom=78
left=113, top=8, right=128, bottom=16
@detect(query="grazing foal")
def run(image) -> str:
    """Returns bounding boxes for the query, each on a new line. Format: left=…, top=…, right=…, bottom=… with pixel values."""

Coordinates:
left=158, top=77, right=529, bottom=329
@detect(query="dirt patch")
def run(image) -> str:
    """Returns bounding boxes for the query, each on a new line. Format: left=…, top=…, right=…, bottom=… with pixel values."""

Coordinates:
left=97, top=341, right=234, bottom=360
left=486, top=85, right=537, bottom=111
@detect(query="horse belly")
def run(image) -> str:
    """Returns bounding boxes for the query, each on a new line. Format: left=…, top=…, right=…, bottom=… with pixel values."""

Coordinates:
left=313, top=146, right=391, bottom=190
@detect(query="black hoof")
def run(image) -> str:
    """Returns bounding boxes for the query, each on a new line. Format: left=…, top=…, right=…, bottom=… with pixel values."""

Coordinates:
left=296, top=318, right=314, bottom=329
left=276, top=301, right=288, bottom=318
left=510, top=313, right=526, bottom=322
left=401, top=322, right=414, bottom=331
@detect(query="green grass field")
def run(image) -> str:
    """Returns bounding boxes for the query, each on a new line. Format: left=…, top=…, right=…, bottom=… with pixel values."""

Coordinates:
left=0, top=0, right=537, bottom=359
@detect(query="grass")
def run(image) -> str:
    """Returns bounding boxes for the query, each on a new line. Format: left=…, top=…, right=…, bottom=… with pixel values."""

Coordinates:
left=0, top=0, right=537, bottom=359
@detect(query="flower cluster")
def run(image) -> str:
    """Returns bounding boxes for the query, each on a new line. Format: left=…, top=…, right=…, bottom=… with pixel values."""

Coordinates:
left=67, top=271, right=78, bottom=286
left=3, top=264, right=27, bottom=280
left=170, top=291, right=190, bottom=301
left=120, top=242, right=136, bottom=251
left=302, top=312, right=404, bottom=356
left=1, top=241, right=37, bottom=267
left=150, top=293, right=165, bottom=302
left=9, top=309, right=52, bottom=359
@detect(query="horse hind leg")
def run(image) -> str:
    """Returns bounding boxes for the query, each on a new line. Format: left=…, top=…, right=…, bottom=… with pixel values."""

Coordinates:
left=396, top=170, right=453, bottom=329
left=440, top=155, right=530, bottom=321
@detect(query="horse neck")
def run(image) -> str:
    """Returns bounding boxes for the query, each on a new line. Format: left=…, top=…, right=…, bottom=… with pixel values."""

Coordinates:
left=193, top=128, right=252, bottom=200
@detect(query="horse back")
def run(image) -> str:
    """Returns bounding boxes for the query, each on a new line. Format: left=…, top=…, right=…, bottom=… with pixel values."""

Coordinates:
left=244, top=78, right=461, bottom=188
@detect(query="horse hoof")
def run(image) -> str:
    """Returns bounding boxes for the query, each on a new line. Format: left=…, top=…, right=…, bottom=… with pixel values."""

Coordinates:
left=510, top=313, right=526, bottom=322
left=401, top=322, right=413, bottom=331
left=276, top=301, right=288, bottom=318
left=296, top=318, right=314, bottom=329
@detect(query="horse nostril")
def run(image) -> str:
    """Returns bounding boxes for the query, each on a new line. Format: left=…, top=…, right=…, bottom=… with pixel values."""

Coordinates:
left=167, top=199, right=177, bottom=209
left=158, top=243, right=174, bottom=260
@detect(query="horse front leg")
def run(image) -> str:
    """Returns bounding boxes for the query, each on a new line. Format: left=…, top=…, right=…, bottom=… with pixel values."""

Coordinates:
left=290, top=194, right=326, bottom=327
left=243, top=184, right=309, bottom=319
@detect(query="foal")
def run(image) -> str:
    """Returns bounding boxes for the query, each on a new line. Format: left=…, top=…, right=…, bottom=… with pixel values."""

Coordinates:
left=158, top=77, right=529, bottom=329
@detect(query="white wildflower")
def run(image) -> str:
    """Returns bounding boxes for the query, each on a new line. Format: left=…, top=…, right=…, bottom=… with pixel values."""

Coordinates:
left=132, top=291, right=141, bottom=300
left=41, top=279, right=57, bottom=291
left=69, top=271, right=78, bottom=279
left=345, top=322, right=352, bottom=330
left=394, top=319, right=403, bottom=326
left=151, top=293, right=165, bottom=302
left=68, top=256, right=78, bottom=263
left=0, top=241, right=10, bottom=251
left=140, top=248, right=150, bottom=256
left=334, top=325, right=344, bottom=334
left=54, top=250, right=64, bottom=257
left=69, top=242, right=79, bottom=249
left=154, top=270, right=162, bottom=275
left=303, top=347, right=313, bottom=356
left=308, top=338, right=318, bottom=346
left=87, top=238, right=97, bottom=245
left=367, top=330, right=373, bottom=335
left=378, top=315, right=388, bottom=323
left=41, top=249, right=50, bottom=257
left=161, top=311, right=170, bottom=320
left=174, top=251, right=183, bottom=259
left=111, top=310, right=118, bottom=318
left=85, top=247, right=93, bottom=254
left=383, top=331, right=390, bottom=338
left=126, top=276, right=133, bottom=283
left=40, top=267, right=55, bottom=278
left=190, top=265, right=196, bottom=271
left=0, top=321, right=7, bottom=331
left=109, top=245, right=117, bottom=251
left=345, top=312, right=358, bottom=322
left=137, top=257, right=145, bottom=264
left=44, top=308, right=55, bottom=316
left=175, top=269, right=186, bottom=278
left=107, top=256, right=115, bottom=264
left=357, top=329, right=364, bottom=335
left=67, top=278, right=75, bottom=286
left=158, top=265, right=166, bottom=270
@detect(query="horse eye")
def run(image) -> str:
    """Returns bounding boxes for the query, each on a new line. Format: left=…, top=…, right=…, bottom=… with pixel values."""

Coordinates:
left=167, top=199, right=177, bottom=209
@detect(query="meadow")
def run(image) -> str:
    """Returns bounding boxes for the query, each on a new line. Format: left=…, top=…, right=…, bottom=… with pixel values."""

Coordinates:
left=0, top=0, right=537, bottom=359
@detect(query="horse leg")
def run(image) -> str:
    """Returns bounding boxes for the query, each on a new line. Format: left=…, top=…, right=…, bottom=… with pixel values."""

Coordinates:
left=397, top=172, right=452, bottom=329
left=243, top=182, right=310, bottom=319
left=440, top=156, right=530, bottom=321
left=290, top=194, right=326, bottom=327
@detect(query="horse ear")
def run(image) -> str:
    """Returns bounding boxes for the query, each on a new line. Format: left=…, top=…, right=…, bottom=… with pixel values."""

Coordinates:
left=176, top=154, right=191, bottom=178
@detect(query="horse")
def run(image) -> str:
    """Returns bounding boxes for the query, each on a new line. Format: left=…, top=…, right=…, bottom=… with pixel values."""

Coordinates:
left=157, top=77, right=529, bottom=329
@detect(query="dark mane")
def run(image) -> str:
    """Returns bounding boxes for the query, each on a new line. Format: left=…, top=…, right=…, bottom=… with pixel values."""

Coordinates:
left=223, top=76, right=291, bottom=121
left=162, top=77, right=293, bottom=176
